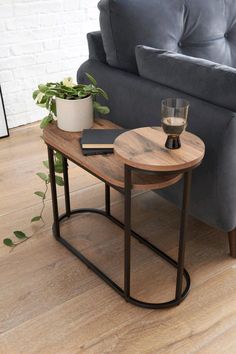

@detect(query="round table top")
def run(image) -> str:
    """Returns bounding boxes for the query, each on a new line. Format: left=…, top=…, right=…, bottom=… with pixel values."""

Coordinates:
left=114, top=127, right=205, bottom=172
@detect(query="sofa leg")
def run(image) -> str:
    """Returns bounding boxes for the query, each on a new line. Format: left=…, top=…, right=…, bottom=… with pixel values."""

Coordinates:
left=228, top=229, right=236, bottom=258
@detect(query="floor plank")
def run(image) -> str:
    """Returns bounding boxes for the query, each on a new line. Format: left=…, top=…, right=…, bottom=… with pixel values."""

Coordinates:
left=0, top=123, right=235, bottom=354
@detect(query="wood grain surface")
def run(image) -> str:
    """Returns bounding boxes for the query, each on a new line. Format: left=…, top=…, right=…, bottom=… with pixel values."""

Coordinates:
left=0, top=122, right=236, bottom=354
left=43, top=120, right=182, bottom=190
left=114, top=127, right=205, bottom=172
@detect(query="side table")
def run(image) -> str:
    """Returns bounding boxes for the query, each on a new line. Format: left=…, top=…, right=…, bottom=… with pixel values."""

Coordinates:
left=114, top=127, right=205, bottom=307
left=43, top=120, right=205, bottom=309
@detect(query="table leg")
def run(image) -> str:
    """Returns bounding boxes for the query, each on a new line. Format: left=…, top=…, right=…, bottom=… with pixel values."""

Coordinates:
left=124, top=165, right=132, bottom=299
left=62, top=156, right=71, bottom=217
left=105, top=184, right=110, bottom=216
left=48, top=146, right=60, bottom=239
left=175, top=170, right=192, bottom=302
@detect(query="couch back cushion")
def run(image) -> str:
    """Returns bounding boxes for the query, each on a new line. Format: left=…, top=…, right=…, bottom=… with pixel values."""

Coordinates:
left=98, top=0, right=236, bottom=73
left=136, top=45, right=236, bottom=112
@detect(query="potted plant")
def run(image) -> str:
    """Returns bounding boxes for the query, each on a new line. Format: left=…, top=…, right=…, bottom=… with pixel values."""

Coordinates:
left=33, top=73, right=110, bottom=132
left=3, top=73, right=110, bottom=248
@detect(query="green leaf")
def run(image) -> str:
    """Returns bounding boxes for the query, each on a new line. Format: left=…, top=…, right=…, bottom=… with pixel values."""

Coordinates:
left=14, top=231, right=27, bottom=239
left=37, top=103, right=46, bottom=108
left=93, top=101, right=110, bottom=115
left=32, top=90, right=40, bottom=100
left=31, top=216, right=42, bottom=223
left=46, top=82, right=57, bottom=87
left=34, top=191, right=45, bottom=199
left=45, top=89, right=58, bottom=96
left=83, top=84, right=94, bottom=92
left=45, top=97, right=51, bottom=110
left=96, top=88, right=109, bottom=100
left=35, top=92, right=45, bottom=105
left=55, top=175, right=64, bottom=186
left=55, top=151, right=62, bottom=161
left=43, top=160, right=49, bottom=169
left=54, top=152, right=63, bottom=173
left=40, top=115, right=53, bottom=129
left=74, top=84, right=86, bottom=90
left=36, top=172, right=49, bottom=182
left=40, top=95, right=48, bottom=104
left=3, top=238, right=14, bottom=247
left=78, top=91, right=88, bottom=98
left=54, top=164, right=63, bottom=174
left=51, top=99, right=56, bottom=116
left=38, top=84, right=48, bottom=93
left=59, top=86, right=77, bottom=96
left=85, top=73, right=97, bottom=86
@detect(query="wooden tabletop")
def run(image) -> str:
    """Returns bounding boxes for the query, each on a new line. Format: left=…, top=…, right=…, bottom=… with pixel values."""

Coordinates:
left=114, top=127, right=205, bottom=172
left=43, top=119, right=183, bottom=190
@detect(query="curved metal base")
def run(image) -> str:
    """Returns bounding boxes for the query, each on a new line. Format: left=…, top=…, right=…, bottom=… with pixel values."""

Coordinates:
left=53, top=208, right=191, bottom=309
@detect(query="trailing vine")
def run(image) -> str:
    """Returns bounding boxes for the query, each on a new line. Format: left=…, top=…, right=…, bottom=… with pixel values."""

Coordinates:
left=3, top=152, right=64, bottom=248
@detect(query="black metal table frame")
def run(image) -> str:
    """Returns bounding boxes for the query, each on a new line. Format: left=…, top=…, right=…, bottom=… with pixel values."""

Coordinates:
left=47, top=144, right=192, bottom=309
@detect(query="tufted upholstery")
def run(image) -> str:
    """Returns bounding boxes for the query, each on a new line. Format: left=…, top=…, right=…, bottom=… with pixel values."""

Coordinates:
left=98, top=0, right=236, bottom=73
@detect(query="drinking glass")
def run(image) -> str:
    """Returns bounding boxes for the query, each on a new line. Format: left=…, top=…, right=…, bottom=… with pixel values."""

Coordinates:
left=161, top=98, right=189, bottom=149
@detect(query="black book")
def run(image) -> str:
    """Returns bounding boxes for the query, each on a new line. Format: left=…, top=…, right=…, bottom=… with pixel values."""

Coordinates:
left=80, top=129, right=128, bottom=155
left=81, top=129, right=128, bottom=149
left=81, top=147, right=113, bottom=156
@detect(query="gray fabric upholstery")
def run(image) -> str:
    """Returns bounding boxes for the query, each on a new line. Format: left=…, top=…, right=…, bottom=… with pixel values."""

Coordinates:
left=87, top=31, right=107, bottom=63
left=136, top=46, right=236, bottom=112
left=77, top=59, right=236, bottom=232
left=98, top=0, right=236, bottom=73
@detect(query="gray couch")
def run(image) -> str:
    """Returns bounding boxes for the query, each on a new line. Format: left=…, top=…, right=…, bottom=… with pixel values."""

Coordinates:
left=77, top=0, right=236, bottom=257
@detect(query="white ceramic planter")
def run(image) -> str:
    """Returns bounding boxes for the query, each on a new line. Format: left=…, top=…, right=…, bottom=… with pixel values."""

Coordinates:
left=56, top=95, right=93, bottom=132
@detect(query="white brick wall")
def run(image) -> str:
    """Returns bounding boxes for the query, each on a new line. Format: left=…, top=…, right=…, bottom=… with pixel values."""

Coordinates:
left=0, top=0, right=99, bottom=128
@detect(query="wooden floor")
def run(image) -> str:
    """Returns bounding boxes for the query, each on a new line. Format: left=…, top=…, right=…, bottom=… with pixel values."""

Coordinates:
left=0, top=123, right=236, bottom=354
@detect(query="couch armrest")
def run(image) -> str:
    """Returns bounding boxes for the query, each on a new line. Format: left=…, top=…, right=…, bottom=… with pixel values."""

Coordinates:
left=135, top=45, right=236, bottom=112
left=87, top=31, right=107, bottom=63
